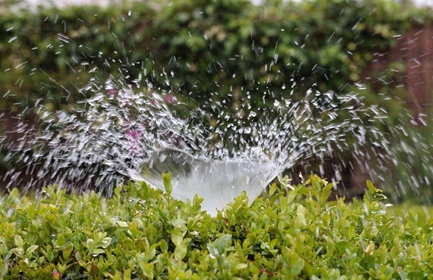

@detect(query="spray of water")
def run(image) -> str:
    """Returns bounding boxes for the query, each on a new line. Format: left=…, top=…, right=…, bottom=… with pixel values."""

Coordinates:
left=1, top=76, right=390, bottom=214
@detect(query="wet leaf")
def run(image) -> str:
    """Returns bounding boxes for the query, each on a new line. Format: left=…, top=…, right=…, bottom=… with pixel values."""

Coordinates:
left=171, top=228, right=185, bottom=247
left=86, top=239, right=95, bottom=253
left=25, top=245, right=39, bottom=256
left=174, top=243, right=187, bottom=260
left=14, top=235, right=24, bottom=249
left=162, top=173, right=173, bottom=196
left=296, top=205, right=307, bottom=227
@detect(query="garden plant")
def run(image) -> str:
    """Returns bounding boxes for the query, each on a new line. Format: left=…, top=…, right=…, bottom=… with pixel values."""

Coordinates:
left=1, top=175, right=433, bottom=278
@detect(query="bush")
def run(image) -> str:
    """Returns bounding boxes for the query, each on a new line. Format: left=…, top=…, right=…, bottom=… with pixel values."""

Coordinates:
left=149, top=0, right=417, bottom=115
left=0, top=0, right=427, bottom=114
left=1, top=175, right=432, bottom=278
left=0, top=3, right=155, bottom=112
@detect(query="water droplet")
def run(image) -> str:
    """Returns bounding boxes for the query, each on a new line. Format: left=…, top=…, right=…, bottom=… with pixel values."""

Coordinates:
left=8, top=36, right=17, bottom=43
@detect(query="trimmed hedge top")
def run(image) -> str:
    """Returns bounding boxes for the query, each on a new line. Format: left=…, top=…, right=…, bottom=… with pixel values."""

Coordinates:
left=1, top=175, right=433, bottom=278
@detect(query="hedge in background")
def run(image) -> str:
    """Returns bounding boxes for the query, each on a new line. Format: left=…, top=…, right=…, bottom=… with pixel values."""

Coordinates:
left=151, top=0, right=418, bottom=114
left=0, top=3, right=155, bottom=112
left=0, top=0, right=428, bottom=114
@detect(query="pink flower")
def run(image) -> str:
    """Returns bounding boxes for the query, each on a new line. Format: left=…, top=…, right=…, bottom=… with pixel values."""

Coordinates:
left=125, top=129, right=143, bottom=154
left=164, top=94, right=176, bottom=104
left=107, top=87, right=117, bottom=96
left=125, top=129, right=142, bottom=140
left=129, top=144, right=140, bottom=154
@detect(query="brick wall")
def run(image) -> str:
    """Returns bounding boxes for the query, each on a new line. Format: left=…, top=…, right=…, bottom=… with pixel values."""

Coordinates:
left=364, top=26, right=433, bottom=118
left=352, top=25, right=433, bottom=190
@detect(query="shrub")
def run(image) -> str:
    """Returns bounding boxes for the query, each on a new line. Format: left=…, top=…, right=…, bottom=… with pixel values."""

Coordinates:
left=1, top=175, right=432, bottom=278
left=0, top=3, right=155, bottom=112
left=0, top=0, right=427, bottom=114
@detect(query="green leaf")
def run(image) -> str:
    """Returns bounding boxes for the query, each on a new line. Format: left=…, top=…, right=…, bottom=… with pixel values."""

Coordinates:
left=141, top=181, right=149, bottom=198
left=336, top=241, right=349, bottom=254
left=75, top=251, right=82, bottom=262
left=0, top=241, right=8, bottom=256
left=174, top=243, right=187, bottom=260
left=41, top=246, right=55, bottom=262
left=162, top=173, right=173, bottom=196
left=397, top=271, right=408, bottom=280
left=159, top=240, right=168, bottom=253
left=283, top=248, right=305, bottom=276
left=234, top=263, right=248, bottom=271
left=320, top=182, right=334, bottom=204
left=137, top=259, right=154, bottom=279
left=100, top=237, right=112, bottom=248
left=366, top=180, right=376, bottom=194
left=364, top=180, right=387, bottom=202
left=25, top=245, right=39, bottom=256
left=92, top=248, right=105, bottom=256
left=291, top=258, right=305, bottom=276
left=114, top=185, right=122, bottom=197
left=14, top=235, right=24, bottom=249
left=268, top=183, right=277, bottom=196
left=56, top=234, right=66, bottom=247
left=207, top=244, right=219, bottom=259
left=407, top=272, right=425, bottom=279
left=171, top=228, right=185, bottom=247
left=172, top=218, right=187, bottom=230
left=213, top=234, right=232, bottom=254
left=116, top=221, right=129, bottom=228
left=86, top=239, right=95, bottom=253
left=296, top=205, right=307, bottom=227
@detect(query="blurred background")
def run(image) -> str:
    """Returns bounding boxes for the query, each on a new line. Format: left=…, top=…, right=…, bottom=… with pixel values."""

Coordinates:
left=2, top=0, right=433, bottom=204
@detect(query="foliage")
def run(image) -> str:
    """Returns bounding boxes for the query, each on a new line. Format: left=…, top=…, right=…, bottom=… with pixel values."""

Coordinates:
left=149, top=0, right=419, bottom=116
left=0, top=2, right=155, bottom=112
left=0, top=0, right=429, bottom=114
left=1, top=175, right=433, bottom=278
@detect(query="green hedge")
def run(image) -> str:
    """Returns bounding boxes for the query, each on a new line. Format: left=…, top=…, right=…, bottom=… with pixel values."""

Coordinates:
left=1, top=175, right=432, bottom=278
left=0, top=0, right=428, bottom=113
left=0, top=3, right=155, bottom=112
left=151, top=0, right=415, bottom=113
